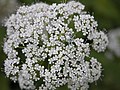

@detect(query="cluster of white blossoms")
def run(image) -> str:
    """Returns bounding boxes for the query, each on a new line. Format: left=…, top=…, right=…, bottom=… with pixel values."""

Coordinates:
left=3, top=1, right=108, bottom=90
left=106, top=28, right=120, bottom=59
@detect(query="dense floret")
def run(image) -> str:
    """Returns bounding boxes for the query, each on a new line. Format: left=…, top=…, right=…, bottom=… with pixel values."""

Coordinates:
left=4, top=1, right=108, bottom=90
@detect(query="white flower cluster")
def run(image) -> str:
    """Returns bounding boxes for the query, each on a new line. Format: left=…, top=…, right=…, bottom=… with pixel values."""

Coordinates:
left=3, top=1, right=108, bottom=90
left=106, top=28, right=120, bottom=59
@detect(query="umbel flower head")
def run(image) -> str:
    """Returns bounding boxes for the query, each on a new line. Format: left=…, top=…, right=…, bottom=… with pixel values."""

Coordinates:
left=3, top=1, right=108, bottom=90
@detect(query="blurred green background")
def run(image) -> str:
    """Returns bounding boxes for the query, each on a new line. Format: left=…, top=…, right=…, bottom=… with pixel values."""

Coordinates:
left=0, top=0, right=120, bottom=90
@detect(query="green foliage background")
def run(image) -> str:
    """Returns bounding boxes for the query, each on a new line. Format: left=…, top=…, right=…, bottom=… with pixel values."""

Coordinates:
left=0, top=0, right=120, bottom=90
